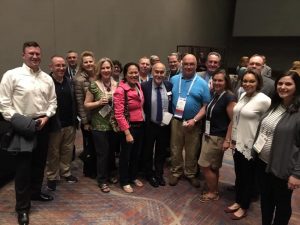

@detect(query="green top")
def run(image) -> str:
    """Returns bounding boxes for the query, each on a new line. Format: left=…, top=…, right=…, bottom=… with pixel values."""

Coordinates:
left=89, top=81, right=113, bottom=131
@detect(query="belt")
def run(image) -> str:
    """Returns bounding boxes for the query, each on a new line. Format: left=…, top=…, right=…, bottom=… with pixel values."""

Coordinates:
left=150, top=121, right=167, bottom=127
left=173, top=117, right=184, bottom=122
left=130, top=121, right=144, bottom=128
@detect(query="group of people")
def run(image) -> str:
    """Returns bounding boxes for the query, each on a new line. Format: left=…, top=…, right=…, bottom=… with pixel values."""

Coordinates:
left=0, top=41, right=300, bottom=225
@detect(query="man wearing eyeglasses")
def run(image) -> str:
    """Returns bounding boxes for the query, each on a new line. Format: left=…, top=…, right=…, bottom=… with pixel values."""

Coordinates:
left=169, top=54, right=210, bottom=188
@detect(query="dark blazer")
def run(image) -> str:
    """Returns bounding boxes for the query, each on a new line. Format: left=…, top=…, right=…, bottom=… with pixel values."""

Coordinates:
left=64, top=66, right=76, bottom=79
left=141, top=80, right=173, bottom=122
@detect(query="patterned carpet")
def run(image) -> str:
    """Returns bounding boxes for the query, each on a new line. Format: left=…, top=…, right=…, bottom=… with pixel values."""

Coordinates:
left=0, top=133, right=300, bottom=225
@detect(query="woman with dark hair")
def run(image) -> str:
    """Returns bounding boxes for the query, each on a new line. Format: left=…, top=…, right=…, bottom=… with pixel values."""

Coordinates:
left=253, top=70, right=300, bottom=225
left=198, top=69, right=236, bottom=202
left=113, top=62, right=145, bottom=193
left=84, top=57, right=118, bottom=193
left=225, top=69, right=271, bottom=220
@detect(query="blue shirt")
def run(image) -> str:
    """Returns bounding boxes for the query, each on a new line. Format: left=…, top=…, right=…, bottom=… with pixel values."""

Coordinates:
left=171, top=73, right=210, bottom=120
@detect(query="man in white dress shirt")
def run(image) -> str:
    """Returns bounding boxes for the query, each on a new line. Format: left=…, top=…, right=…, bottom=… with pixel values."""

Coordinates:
left=0, top=41, right=57, bottom=225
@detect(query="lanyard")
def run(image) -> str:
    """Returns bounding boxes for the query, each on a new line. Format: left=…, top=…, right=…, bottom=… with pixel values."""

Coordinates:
left=206, top=91, right=226, bottom=119
left=178, top=74, right=197, bottom=96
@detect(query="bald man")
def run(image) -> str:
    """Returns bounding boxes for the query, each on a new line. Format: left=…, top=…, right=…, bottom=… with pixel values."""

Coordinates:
left=46, top=56, right=78, bottom=192
left=169, top=54, right=210, bottom=187
left=141, top=63, right=173, bottom=187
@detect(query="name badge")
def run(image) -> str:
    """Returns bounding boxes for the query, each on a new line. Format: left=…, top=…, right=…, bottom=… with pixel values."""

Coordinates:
left=205, top=120, right=210, bottom=135
left=99, top=105, right=112, bottom=118
left=162, top=112, right=173, bottom=125
left=253, top=133, right=268, bottom=153
left=174, top=97, right=186, bottom=119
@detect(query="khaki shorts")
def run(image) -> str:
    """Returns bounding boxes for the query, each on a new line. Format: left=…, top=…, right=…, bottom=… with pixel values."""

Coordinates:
left=198, top=135, right=224, bottom=170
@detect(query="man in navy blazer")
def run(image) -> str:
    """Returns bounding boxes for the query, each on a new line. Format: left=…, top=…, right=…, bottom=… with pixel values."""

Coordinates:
left=141, top=62, right=173, bottom=187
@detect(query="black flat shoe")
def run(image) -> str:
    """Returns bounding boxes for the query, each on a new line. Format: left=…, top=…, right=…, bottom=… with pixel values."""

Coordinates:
left=18, top=212, right=29, bottom=225
left=148, top=177, right=159, bottom=188
left=31, top=192, right=54, bottom=201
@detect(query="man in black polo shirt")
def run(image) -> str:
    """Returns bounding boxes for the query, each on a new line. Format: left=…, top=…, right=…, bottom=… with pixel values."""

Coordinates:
left=46, top=56, right=78, bottom=191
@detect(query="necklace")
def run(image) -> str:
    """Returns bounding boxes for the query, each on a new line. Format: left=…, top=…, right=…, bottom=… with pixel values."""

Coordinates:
left=103, top=81, right=111, bottom=92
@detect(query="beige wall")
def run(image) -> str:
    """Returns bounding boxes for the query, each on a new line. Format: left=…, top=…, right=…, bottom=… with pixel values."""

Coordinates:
left=0, top=0, right=235, bottom=75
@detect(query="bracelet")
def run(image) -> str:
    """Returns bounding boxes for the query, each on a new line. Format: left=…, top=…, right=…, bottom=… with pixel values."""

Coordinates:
left=225, top=139, right=231, bottom=143
left=193, top=118, right=197, bottom=123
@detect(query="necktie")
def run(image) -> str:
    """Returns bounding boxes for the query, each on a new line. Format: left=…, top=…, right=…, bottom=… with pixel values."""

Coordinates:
left=156, top=86, right=163, bottom=123
left=72, top=68, right=76, bottom=76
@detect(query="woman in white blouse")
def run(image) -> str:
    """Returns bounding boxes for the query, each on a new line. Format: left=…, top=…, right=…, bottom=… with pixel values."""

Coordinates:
left=225, top=69, right=271, bottom=220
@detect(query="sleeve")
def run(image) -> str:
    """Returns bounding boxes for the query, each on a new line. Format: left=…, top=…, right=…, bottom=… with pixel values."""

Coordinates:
left=259, top=94, right=272, bottom=114
left=46, top=79, right=57, bottom=118
left=0, top=71, right=17, bottom=120
left=74, top=78, right=88, bottom=124
left=227, top=92, right=237, bottom=103
left=201, top=80, right=211, bottom=104
left=291, top=119, right=300, bottom=178
left=113, top=87, right=129, bottom=131
left=88, top=81, right=97, bottom=94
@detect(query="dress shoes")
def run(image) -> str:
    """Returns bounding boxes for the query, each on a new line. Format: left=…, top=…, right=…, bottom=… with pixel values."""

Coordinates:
left=17, top=212, right=29, bottom=225
left=31, top=192, right=54, bottom=201
left=168, top=175, right=179, bottom=186
left=157, top=176, right=166, bottom=186
left=148, top=177, right=159, bottom=188
left=188, top=177, right=201, bottom=188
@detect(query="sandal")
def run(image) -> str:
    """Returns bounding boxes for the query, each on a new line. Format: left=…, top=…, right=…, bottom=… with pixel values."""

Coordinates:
left=199, top=192, right=219, bottom=202
left=99, top=183, right=110, bottom=193
left=122, top=184, right=133, bottom=193
left=224, top=203, right=240, bottom=213
left=132, top=179, right=143, bottom=187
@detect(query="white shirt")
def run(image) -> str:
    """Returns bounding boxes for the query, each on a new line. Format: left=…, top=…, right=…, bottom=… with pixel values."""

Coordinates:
left=0, top=63, right=57, bottom=120
left=151, top=80, right=168, bottom=124
left=232, top=92, right=271, bottom=160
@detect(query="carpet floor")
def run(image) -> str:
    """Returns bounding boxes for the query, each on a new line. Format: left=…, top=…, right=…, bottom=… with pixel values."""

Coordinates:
left=0, top=132, right=299, bottom=225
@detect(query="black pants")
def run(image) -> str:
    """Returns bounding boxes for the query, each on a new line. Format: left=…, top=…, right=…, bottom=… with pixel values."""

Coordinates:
left=119, top=124, right=144, bottom=186
left=92, top=130, right=118, bottom=184
left=80, top=126, right=96, bottom=177
left=0, top=150, right=15, bottom=187
left=15, top=124, right=50, bottom=213
left=233, top=149, right=255, bottom=210
left=143, top=122, right=169, bottom=178
left=256, top=158, right=292, bottom=225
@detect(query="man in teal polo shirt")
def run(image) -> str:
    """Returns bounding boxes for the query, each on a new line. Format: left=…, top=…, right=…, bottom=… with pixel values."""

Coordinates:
left=169, top=54, right=210, bottom=187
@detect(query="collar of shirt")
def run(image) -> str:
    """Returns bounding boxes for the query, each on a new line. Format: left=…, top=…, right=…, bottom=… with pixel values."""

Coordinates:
left=22, top=63, right=41, bottom=75
left=152, top=80, right=164, bottom=89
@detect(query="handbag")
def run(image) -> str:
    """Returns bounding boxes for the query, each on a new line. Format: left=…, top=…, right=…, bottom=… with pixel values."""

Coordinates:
left=110, top=87, right=130, bottom=132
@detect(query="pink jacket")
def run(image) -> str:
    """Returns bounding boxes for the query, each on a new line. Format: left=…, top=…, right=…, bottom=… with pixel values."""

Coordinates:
left=113, top=80, right=144, bottom=131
